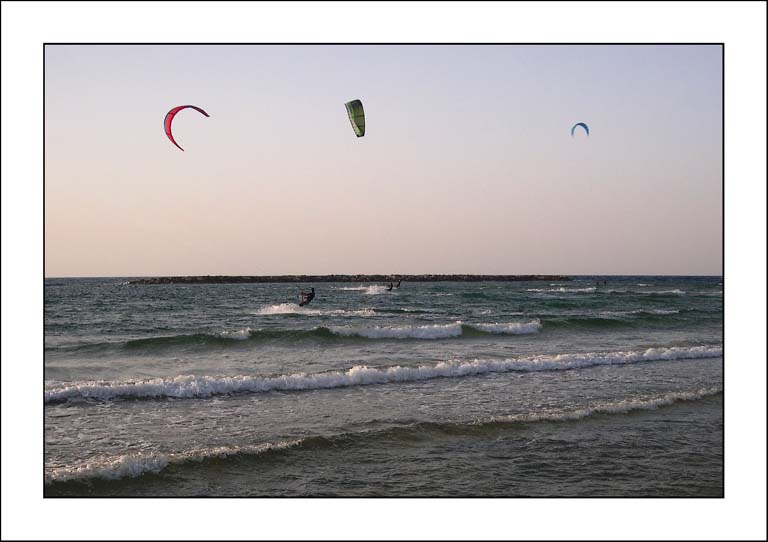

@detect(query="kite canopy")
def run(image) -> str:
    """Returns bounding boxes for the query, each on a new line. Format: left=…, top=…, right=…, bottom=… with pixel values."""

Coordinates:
left=345, top=100, right=365, bottom=137
left=571, top=122, right=589, bottom=137
left=164, top=105, right=210, bottom=151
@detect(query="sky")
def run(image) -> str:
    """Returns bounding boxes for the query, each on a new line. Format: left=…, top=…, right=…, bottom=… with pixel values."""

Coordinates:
left=44, top=44, right=722, bottom=277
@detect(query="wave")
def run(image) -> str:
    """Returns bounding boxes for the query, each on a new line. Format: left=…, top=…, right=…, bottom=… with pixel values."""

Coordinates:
left=337, top=285, right=397, bottom=294
left=490, top=386, right=722, bottom=424
left=599, top=309, right=680, bottom=317
left=216, top=327, right=253, bottom=340
left=328, top=321, right=541, bottom=339
left=329, top=322, right=463, bottom=339
left=470, top=322, right=542, bottom=334
left=542, top=316, right=634, bottom=329
left=373, top=308, right=433, bottom=315
left=605, top=289, right=687, bottom=296
left=255, top=303, right=375, bottom=317
left=364, top=285, right=389, bottom=295
left=527, top=286, right=687, bottom=297
left=527, top=287, right=597, bottom=293
left=47, top=320, right=543, bottom=354
left=45, top=386, right=721, bottom=485
left=44, top=345, right=722, bottom=404
left=323, top=319, right=543, bottom=338
left=119, top=328, right=337, bottom=350
left=45, top=440, right=302, bottom=485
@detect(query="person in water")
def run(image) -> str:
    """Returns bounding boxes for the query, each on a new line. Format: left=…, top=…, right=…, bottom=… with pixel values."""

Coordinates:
left=299, top=287, right=315, bottom=307
left=395, top=280, right=401, bottom=288
left=387, top=283, right=394, bottom=291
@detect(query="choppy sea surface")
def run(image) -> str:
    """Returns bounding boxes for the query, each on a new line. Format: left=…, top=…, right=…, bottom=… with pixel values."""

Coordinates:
left=44, top=276, right=723, bottom=496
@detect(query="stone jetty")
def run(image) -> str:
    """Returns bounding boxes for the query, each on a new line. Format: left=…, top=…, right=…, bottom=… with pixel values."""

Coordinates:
left=128, top=274, right=571, bottom=285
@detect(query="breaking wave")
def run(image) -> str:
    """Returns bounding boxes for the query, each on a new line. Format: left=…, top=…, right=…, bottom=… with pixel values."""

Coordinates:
left=527, top=287, right=597, bottom=293
left=328, top=321, right=541, bottom=339
left=490, top=386, right=722, bottom=424
left=527, top=287, right=687, bottom=297
left=255, top=303, right=375, bottom=317
left=598, top=309, right=681, bottom=317
left=45, top=386, right=721, bottom=485
left=336, top=285, right=392, bottom=295
left=330, top=322, right=463, bottom=339
left=605, top=289, right=687, bottom=296
left=44, top=345, right=722, bottom=404
left=45, top=440, right=302, bottom=485
left=46, top=320, right=543, bottom=354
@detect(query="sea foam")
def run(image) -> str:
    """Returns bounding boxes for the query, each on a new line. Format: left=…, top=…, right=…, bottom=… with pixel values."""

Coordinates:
left=527, top=287, right=597, bottom=293
left=471, top=321, right=542, bottom=334
left=46, top=385, right=722, bottom=484
left=45, top=440, right=301, bottom=484
left=44, top=345, right=722, bottom=404
left=496, top=386, right=722, bottom=424
left=327, top=321, right=542, bottom=339
left=217, top=327, right=253, bottom=340
left=256, top=303, right=374, bottom=317
left=329, top=322, right=463, bottom=339
left=335, top=285, right=391, bottom=295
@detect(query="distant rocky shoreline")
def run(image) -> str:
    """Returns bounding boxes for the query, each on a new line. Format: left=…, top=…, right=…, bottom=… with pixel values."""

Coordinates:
left=128, top=274, right=572, bottom=285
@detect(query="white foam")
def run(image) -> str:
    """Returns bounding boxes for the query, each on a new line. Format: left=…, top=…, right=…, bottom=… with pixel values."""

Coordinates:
left=45, top=440, right=301, bottom=484
left=332, top=285, right=391, bottom=295
left=472, top=321, right=542, bottom=334
left=330, top=322, right=464, bottom=339
left=255, top=303, right=374, bottom=317
left=604, top=289, right=686, bottom=295
left=497, top=386, right=722, bottom=424
left=344, top=309, right=377, bottom=317
left=217, top=327, right=253, bottom=340
left=45, top=345, right=723, bottom=403
left=256, top=303, right=322, bottom=315
left=600, top=309, right=680, bottom=317
left=527, top=287, right=597, bottom=293
left=47, top=385, right=722, bottom=484
left=365, top=285, right=388, bottom=295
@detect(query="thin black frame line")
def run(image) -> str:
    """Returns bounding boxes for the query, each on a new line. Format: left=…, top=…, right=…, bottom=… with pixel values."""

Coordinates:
left=44, top=41, right=724, bottom=46
left=42, top=42, right=725, bottom=499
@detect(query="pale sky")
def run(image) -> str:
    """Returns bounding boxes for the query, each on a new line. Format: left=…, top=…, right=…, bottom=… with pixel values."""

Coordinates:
left=44, top=44, right=722, bottom=277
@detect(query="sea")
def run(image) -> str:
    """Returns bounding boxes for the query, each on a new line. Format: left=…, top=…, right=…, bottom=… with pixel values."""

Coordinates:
left=44, top=276, right=723, bottom=497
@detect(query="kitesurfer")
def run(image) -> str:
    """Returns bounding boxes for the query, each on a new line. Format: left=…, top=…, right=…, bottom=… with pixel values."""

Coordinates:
left=387, top=283, right=394, bottom=291
left=395, top=280, right=401, bottom=289
left=299, top=287, right=316, bottom=307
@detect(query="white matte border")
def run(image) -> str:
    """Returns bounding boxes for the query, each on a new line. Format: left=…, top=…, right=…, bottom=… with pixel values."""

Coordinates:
left=2, top=1, right=765, bottom=540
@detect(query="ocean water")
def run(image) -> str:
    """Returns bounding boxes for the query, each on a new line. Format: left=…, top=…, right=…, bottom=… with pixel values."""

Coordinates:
left=44, top=276, right=723, bottom=497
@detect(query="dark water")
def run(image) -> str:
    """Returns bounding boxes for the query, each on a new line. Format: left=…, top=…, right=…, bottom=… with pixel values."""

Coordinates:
left=44, top=276, right=723, bottom=496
